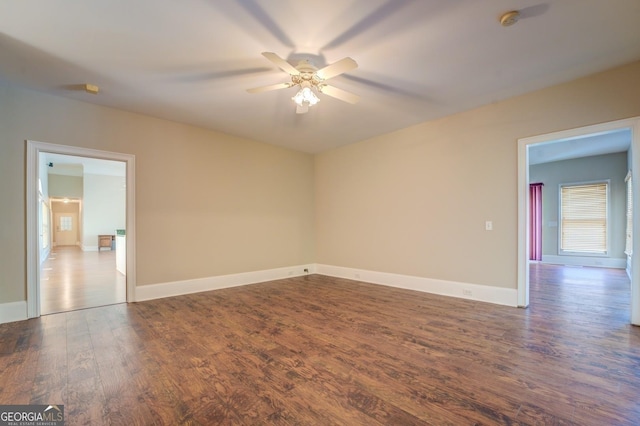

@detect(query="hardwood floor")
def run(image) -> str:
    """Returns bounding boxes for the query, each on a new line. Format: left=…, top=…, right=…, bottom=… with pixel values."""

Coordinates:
left=1, top=264, right=639, bottom=424
left=40, top=246, right=126, bottom=315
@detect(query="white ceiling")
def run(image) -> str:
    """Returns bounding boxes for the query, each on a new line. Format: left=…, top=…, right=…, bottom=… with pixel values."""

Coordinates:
left=1, top=1, right=640, bottom=153
left=528, top=129, right=632, bottom=165
left=44, top=153, right=126, bottom=177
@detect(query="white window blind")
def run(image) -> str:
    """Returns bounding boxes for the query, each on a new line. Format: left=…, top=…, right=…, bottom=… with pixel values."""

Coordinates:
left=560, top=182, right=608, bottom=254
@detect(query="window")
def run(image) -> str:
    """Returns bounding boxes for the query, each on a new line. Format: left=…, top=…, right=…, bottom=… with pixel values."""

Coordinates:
left=41, top=201, right=50, bottom=249
left=60, top=216, right=73, bottom=231
left=560, top=181, right=608, bottom=255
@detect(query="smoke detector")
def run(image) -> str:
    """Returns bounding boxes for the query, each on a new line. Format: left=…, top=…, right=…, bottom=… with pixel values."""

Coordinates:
left=499, top=10, right=520, bottom=27
left=84, top=83, right=99, bottom=94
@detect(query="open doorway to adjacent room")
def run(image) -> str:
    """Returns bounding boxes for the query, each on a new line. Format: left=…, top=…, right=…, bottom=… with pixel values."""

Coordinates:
left=517, top=117, right=640, bottom=325
left=40, top=153, right=126, bottom=314
left=26, top=141, right=136, bottom=318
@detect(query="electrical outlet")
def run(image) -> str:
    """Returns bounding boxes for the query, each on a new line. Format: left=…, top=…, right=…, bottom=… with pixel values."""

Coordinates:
left=463, top=289, right=472, bottom=296
left=485, top=221, right=493, bottom=231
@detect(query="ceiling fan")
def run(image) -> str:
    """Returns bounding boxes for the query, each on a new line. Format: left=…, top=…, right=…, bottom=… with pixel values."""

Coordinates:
left=247, top=52, right=360, bottom=114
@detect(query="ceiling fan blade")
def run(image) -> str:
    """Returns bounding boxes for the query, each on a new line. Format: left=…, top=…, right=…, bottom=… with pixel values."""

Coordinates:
left=316, top=57, right=358, bottom=80
left=262, top=52, right=300, bottom=76
left=296, top=104, right=309, bottom=114
left=247, top=82, right=293, bottom=93
left=319, top=85, right=360, bottom=104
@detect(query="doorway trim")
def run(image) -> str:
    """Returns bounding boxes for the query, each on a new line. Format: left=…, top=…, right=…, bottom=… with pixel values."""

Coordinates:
left=26, top=141, right=136, bottom=318
left=517, top=117, right=640, bottom=325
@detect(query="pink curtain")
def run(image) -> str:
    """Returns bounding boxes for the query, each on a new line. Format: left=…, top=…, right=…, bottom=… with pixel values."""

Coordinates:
left=529, top=183, right=544, bottom=261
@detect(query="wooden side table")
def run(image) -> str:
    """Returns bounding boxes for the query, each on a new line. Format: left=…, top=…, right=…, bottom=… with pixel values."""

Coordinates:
left=98, top=235, right=114, bottom=251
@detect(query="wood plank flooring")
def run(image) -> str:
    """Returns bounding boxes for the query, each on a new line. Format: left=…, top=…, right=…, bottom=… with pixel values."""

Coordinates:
left=41, top=246, right=126, bottom=315
left=2, top=264, right=639, bottom=425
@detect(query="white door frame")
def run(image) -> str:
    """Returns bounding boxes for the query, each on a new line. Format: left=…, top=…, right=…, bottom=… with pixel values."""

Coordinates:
left=517, top=117, right=640, bottom=325
left=26, top=141, right=136, bottom=318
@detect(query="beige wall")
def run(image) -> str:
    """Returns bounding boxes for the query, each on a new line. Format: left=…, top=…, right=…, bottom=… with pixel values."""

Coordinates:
left=48, top=174, right=83, bottom=198
left=50, top=201, right=81, bottom=214
left=2, top=60, right=639, bottom=305
left=315, top=60, right=640, bottom=289
left=0, top=83, right=316, bottom=303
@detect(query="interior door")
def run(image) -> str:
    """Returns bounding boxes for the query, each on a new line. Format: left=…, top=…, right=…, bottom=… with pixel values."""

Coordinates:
left=54, top=212, right=78, bottom=246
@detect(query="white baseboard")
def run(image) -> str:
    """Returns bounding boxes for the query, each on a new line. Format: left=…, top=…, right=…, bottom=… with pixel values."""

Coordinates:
left=136, top=264, right=316, bottom=302
left=138, top=263, right=517, bottom=307
left=541, top=255, right=626, bottom=269
left=0, top=301, right=28, bottom=324
left=3, top=262, right=517, bottom=324
left=316, top=264, right=518, bottom=307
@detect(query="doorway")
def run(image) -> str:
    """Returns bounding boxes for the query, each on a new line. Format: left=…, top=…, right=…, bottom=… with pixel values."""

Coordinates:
left=52, top=202, right=80, bottom=247
left=517, top=117, right=640, bottom=325
left=40, top=159, right=126, bottom=314
left=26, top=141, right=136, bottom=318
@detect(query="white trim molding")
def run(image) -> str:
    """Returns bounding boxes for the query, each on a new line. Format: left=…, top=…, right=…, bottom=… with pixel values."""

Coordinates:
left=6, top=262, right=518, bottom=324
left=316, top=264, right=518, bottom=307
left=541, top=255, right=626, bottom=269
left=0, top=301, right=28, bottom=324
left=136, top=264, right=316, bottom=302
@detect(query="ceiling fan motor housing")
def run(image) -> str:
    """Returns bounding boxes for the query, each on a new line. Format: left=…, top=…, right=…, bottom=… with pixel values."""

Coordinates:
left=292, top=60, right=324, bottom=88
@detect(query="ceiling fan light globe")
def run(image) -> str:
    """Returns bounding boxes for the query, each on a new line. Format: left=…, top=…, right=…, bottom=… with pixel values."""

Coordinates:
left=292, top=87, right=320, bottom=107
